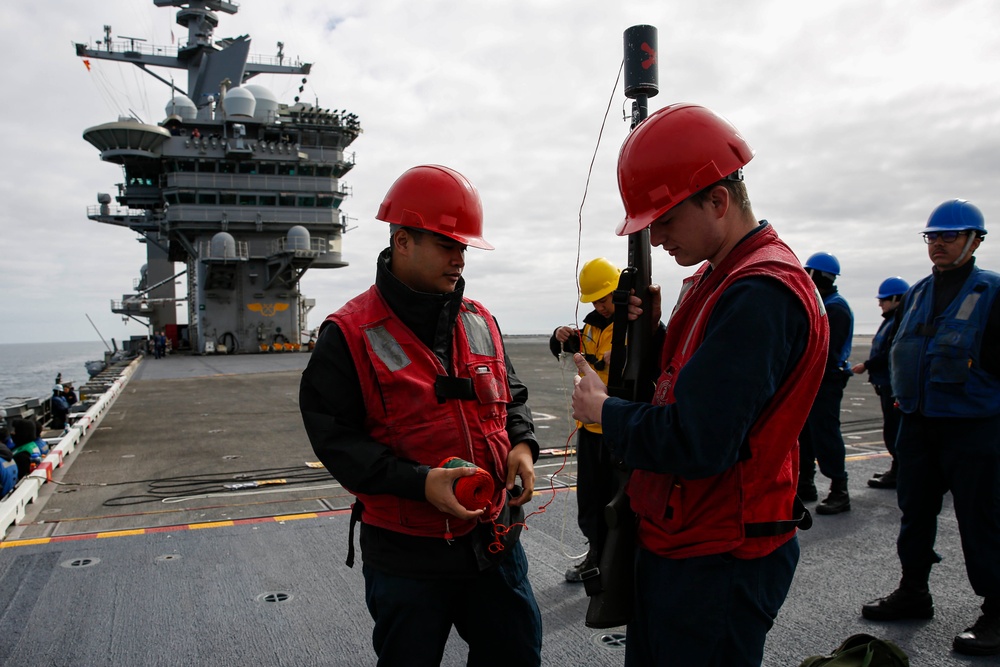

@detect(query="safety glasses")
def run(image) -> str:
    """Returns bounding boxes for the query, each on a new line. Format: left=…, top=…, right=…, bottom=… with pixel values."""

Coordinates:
left=922, top=230, right=969, bottom=244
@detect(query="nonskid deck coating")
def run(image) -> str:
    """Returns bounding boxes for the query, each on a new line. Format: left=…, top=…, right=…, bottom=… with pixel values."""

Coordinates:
left=0, top=337, right=979, bottom=666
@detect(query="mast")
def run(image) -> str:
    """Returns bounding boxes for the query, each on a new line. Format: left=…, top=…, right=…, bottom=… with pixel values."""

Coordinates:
left=75, top=1, right=360, bottom=354
left=76, top=1, right=311, bottom=104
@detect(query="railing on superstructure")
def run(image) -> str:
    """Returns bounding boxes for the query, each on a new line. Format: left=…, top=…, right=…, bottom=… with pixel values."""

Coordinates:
left=272, top=236, right=326, bottom=257
left=74, top=38, right=306, bottom=71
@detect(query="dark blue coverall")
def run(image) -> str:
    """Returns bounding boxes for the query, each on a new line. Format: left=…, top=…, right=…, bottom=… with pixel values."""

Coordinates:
left=799, top=288, right=853, bottom=486
left=891, top=258, right=1000, bottom=617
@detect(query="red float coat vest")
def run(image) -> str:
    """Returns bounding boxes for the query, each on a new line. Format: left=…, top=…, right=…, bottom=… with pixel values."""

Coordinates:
left=626, top=225, right=828, bottom=559
left=329, top=286, right=512, bottom=539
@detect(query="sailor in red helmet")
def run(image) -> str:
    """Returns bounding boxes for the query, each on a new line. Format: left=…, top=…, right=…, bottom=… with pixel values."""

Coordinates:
left=571, top=104, right=828, bottom=666
left=299, top=165, right=542, bottom=666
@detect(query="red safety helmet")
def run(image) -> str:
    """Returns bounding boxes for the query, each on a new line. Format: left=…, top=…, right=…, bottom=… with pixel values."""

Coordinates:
left=376, top=165, right=493, bottom=250
left=616, top=103, right=755, bottom=236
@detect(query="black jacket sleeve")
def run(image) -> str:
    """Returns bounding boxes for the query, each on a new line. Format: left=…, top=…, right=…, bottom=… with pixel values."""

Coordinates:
left=549, top=328, right=581, bottom=358
left=863, top=313, right=898, bottom=378
left=299, top=322, right=429, bottom=501
left=825, top=300, right=852, bottom=379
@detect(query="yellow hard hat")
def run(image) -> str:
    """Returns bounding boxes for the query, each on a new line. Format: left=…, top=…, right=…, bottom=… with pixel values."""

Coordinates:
left=579, top=257, right=622, bottom=303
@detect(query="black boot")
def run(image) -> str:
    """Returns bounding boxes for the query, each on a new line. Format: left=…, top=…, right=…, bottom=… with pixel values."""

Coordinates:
left=953, top=612, right=1000, bottom=656
left=816, top=477, right=851, bottom=515
left=868, top=460, right=898, bottom=489
left=862, top=567, right=934, bottom=621
left=797, top=474, right=818, bottom=503
left=565, top=550, right=599, bottom=583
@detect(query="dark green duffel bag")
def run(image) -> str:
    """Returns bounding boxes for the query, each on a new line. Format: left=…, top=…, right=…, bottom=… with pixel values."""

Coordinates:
left=799, top=633, right=909, bottom=666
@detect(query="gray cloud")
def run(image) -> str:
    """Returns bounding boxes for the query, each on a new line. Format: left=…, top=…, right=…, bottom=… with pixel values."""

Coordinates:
left=2, top=0, right=999, bottom=344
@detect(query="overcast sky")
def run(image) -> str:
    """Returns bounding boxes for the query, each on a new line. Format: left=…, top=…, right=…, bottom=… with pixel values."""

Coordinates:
left=3, top=0, right=999, bottom=346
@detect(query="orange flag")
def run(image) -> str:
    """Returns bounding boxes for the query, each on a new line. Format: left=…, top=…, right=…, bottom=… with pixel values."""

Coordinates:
left=83, top=59, right=91, bottom=71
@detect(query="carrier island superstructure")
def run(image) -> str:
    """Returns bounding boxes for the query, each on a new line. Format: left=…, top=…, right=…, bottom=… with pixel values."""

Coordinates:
left=75, top=0, right=360, bottom=354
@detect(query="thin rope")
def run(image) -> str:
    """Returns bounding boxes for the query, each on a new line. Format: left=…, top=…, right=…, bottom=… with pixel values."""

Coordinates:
left=575, top=59, right=624, bottom=330
left=492, top=62, right=625, bottom=558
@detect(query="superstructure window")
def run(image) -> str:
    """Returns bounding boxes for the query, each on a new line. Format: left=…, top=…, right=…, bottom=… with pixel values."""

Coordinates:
left=238, top=194, right=257, bottom=206
left=220, top=192, right=237, bottom=206
left=238, top=162, right=258, bottom=174
left=277, top=164, right=297, bottom=176
left=258, top=163, right=276, bottom=175
left=197, top=193, right=217, bottom=205
left=259, top=195, right=277, bottom=206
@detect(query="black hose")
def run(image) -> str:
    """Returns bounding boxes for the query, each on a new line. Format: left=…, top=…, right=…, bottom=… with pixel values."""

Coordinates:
left=218, top=331, right=239, bottom=354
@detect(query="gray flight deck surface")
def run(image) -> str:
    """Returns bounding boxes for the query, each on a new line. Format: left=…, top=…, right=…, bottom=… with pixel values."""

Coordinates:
left=0, top=337, right=986, bottom=666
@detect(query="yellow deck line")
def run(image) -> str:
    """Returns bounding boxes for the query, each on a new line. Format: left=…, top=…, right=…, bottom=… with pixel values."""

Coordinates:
left=188, top=520, right=235, bottom=529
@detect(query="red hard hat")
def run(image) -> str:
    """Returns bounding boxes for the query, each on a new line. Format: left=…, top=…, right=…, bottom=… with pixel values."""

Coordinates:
left=376, top=165, right=493, bottom=250
left=616, top=103, right=755, bottom=236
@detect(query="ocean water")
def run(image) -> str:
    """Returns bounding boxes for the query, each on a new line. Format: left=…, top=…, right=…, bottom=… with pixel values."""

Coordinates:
left=0, top=341, right=110, bottom=400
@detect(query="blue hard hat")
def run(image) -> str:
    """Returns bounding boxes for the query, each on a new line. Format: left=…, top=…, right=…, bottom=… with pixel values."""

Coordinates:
left=804, top=252, right=841, bottom=276
left=876, top=276, right=909, bottom=299
left=924, top=199, right=986, bottom=235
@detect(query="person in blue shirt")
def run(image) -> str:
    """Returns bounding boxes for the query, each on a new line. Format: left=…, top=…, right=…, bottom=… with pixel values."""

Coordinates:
left=798, top=252, right=854, bottom=515
left=862, top=199, right=1000, bottom=657
left=50, top=384, right=69, bottom=431
left=0, top=424, right=18, bottom=497
left=851, top=277, right=909, bottom=489
left=154, top=331, right=167, bottom=359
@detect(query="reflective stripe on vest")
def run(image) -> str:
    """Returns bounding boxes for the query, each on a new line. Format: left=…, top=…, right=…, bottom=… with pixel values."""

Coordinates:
left=891, top=268, right=1000, bottom=417
left=329, top=287, right=513, bottom=539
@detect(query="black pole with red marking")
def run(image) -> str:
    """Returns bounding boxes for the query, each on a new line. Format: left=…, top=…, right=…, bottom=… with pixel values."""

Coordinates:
left=585, top=24, right=658, bottom=630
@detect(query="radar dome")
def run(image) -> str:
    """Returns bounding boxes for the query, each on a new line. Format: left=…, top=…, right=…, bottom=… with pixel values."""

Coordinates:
left=244, top=84, right=279, bottom=123
left=224, top=87, right=256, bottom=118
left=210, top=232, right=237, bottom=259
left=287, top=225, right=311, bottom=251
left=165, top=94, right=197, bottom=121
